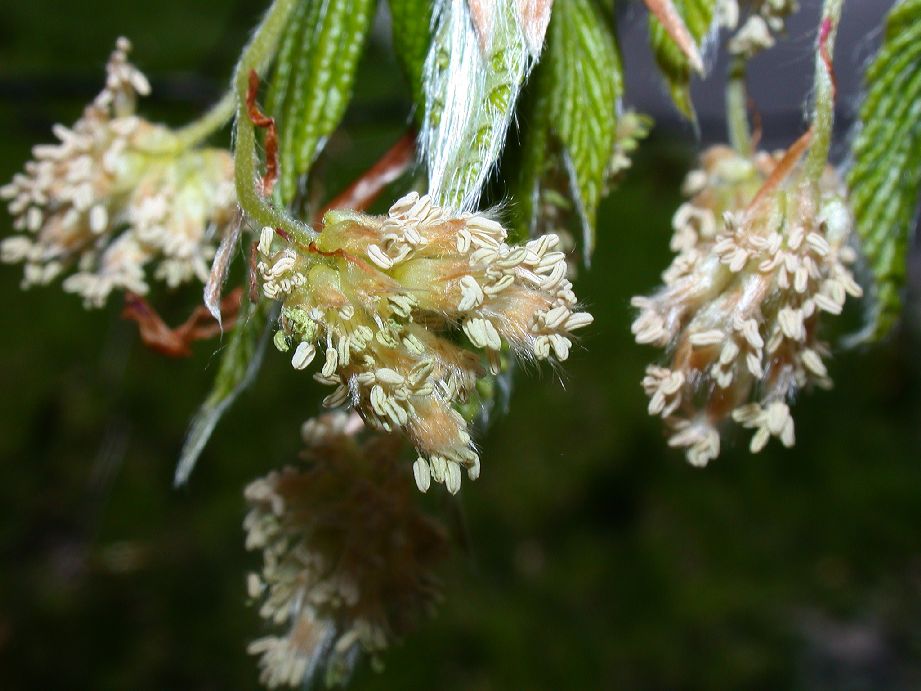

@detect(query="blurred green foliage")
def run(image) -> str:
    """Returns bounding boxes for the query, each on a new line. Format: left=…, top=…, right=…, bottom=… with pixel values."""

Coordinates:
left=1, top=2, right=921, bottom=690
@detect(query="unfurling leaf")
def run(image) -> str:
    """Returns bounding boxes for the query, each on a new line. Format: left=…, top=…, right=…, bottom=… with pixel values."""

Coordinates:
left=422, top=0, right=535, bottom=211
left=388, top=0, right=435, bottom=116
left=267, top=0, right=375, bottom=205
left=648, top=0, right=716, bottom=120
left=518, top=0, right=627, bottom=261
left=847, top=0, right=921, bottom=341
left=645, top=0, right=704, bottom=73
left=174, top=295, right=277, bottom=485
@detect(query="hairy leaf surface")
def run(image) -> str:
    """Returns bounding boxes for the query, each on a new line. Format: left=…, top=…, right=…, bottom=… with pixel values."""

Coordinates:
left=847, top=0, right=921, bottom=340
left=422, top=0, right=533, bottom=211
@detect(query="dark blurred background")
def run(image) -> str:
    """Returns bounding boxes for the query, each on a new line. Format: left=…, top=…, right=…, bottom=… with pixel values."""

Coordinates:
left=1, top=1, right=920, bottom=689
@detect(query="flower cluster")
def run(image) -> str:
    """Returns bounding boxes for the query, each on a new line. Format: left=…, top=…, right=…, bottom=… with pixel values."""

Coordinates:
left=632, top=144, right=861, bottom=465
left=0, top=38, right=236, bottom=307
left=721, top=0, right=799, bottom=56
left=259, top=192, right=592, bottom=494
left=244, top=412, right=447, bottom=688
left=609, top=111, right=653, bottom=180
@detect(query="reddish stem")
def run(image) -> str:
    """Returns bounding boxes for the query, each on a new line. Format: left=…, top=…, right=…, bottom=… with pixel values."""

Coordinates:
left=818, top=18, right=838, bottom=100
left=314, top=130, right=417, bottom=224
left=122, top=288, right=244, bottom=358
left=246, top=69, right=279, bottom=197
left=747, top=129, right=813, bottom=211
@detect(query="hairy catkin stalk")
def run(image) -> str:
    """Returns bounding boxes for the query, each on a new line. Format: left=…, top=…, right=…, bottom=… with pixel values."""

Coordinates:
left=805, top=0, right=843, bottom=189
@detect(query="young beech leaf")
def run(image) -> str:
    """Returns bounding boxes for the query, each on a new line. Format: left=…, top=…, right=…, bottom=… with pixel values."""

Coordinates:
left=267, top=0, right=375, bottom=205
left=422, top=0, right=534, bottom=211
left=175, top=296, right=277, bottom=486
left=648, top=0, right=716, bottom=120
left=518, top=0, right=625, bottom=262
left=388, top=0, right=435, bottom=118
left=847, top=0, right=921, bottom=341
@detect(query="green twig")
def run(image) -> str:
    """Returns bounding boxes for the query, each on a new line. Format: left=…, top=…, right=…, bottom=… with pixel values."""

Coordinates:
left=726, top=56, right=752, bottom=157
left=173, top=92, right=236, bottom=149
left=804, top=0, right=844, bottom=188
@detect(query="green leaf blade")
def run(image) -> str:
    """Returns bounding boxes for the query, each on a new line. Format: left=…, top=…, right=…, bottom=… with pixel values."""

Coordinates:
left=847, top=0, right=921, bottom=340
left=269, top=0, right=376, bottom=205
left=174, top=298, right=276, bottom=486
left=518, top=0, right=626, bottom=261
left=388, top=0, right=434, bottom=116
left=648, top=0, right=716, bottom=120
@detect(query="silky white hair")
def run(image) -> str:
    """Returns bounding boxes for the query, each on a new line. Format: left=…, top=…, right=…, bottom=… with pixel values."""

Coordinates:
left=421, top=0, right=539, bottom=212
